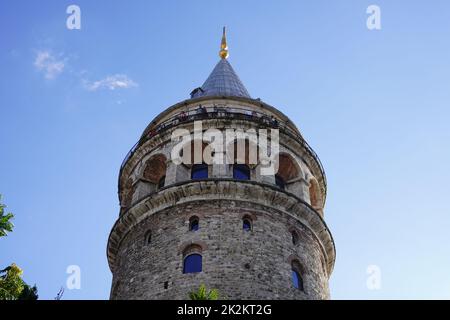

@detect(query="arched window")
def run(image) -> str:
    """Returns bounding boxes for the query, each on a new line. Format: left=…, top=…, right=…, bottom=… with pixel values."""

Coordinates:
left=275, top=174, right=285, bottom=190
left=274, top=153, right=301, bottom=193
left=291, top=231, right=299, bottom=245
left=183, top=254, right=202, bottom=274
left=143, top=154, right=167, bottom=185
left=233, top=164, right=250, bottom=180
left=191, top=164, right=208, bottom=179
left=242, top=216, right=252, bottom=232
left=292, top=270, right=303, bottom=290
left=189, top=216, right=199, bottom=232
left=291, top=260, right=304, bottom=291
left=158, top=175, right=166, bottom=189
left=144, top=230, right=152, bottom=245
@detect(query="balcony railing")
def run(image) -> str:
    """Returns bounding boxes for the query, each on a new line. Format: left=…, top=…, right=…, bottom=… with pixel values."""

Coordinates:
left=119, top=107, right=327, bottom=190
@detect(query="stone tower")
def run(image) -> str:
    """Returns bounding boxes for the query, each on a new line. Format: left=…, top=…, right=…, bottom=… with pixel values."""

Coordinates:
left=107, top=28, right=335, bottom=300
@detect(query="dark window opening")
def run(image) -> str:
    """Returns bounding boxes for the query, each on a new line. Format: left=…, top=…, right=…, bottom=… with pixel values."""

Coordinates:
left=189, top=217, right=199, bottom=232
left=275, top=174, right=285, bottom=190
left=292, top=231, right=299, bottom=245
left=145, top=231, right=152, bottom=245
left=233, top=164, right=251, bottom=180
left=243, top=218, right=252, bottom=232
left=183, top=254, right=202, bottom=274
left=158, top=175, right=166, bottom=189
left=292, top=269, right=304, bottom=291
left=191, top=164, right=208, bottom=179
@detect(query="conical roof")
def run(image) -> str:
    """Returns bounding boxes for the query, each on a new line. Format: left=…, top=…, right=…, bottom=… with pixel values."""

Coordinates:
left=190, top=27, right=251, bottom=99
left=191, top=59, right=251, bottom=99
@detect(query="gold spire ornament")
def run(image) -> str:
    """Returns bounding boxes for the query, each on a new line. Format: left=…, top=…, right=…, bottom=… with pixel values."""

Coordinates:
left=219, top=26, right=229, bottom=59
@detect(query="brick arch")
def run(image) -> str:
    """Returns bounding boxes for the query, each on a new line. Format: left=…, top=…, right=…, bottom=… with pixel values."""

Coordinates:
left=308, top=177, right=323, bottom=212
left=143, top=154, right=167, bottom=184
left=237, top=212, right=258, bottom=221
left=178, top=241, right=208, bottom=255
left=287, top=255, right=307, bottom=276
left=182, top=243, right=203, bottom=256
left=275, top=152, right=303, bottom=182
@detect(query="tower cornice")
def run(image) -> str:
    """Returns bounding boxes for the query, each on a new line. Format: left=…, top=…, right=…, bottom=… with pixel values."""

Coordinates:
left=141, top=96, right=300, bottom=139
left=107, top=179, right=336, bottom=276
left=118, top=97, right=327, bottom=208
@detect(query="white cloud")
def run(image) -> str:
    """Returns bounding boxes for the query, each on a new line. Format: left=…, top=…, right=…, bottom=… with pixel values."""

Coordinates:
left=85, top=74, right=138, bottom=91
left=34, top=50, right=65, bottom=79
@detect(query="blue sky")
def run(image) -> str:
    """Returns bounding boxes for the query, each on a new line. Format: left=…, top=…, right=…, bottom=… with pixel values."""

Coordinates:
left=1, top=0, right=449, bottom=299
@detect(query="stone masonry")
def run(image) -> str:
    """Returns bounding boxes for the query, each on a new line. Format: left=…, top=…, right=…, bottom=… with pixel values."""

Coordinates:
left=107, top=34, right=335, bottom=299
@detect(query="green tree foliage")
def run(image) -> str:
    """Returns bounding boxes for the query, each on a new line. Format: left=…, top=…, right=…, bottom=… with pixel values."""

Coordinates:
left=0, top=195, right=14, bottom=237
left=18, top=284, right=39, bottom=300
left=0, top=264, right=38, bottom=300
left=189, top=284, right=219, bottom=300
left=0, top=195, right=38, bottom=300
left=0, top=264, right=25, bottom=300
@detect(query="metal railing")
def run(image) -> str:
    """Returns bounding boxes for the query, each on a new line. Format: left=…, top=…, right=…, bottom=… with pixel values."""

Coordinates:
left=119, top=107, right=327, bottom=189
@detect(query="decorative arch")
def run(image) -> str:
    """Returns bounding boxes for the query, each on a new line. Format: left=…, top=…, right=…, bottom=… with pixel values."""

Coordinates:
left=143, top=154, right=167, bottom=186
left=178, top=241, right=208, bottom=255
left=273, top=152, right=306, bottom=198
left=182, top=243, right=203, bottom=256
left=275, top=152, right=303, bottom=182
left=308, top=177, right=323, bottom=213
left=181, top=243, right=204, bottom=273
left=242, top=214, right=253, bottom=232
left=125, top=154, right=168, bottom=203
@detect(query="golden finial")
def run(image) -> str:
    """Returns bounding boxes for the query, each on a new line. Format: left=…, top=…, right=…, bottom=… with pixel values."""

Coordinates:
left=219, top=26, right=229, bottom=59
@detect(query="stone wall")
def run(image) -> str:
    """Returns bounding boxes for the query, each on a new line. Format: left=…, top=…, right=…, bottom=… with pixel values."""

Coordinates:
left=109, top=96, right=334, bottom=300
left=110, top=200, right=329, bottom=300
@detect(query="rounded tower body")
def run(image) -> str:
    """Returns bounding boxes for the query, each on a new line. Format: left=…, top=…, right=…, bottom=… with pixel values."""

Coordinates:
left=107, top=30, right=335, bottom=300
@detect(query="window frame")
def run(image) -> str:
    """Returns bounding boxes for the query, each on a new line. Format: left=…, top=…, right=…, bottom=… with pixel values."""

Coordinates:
left=189, top=216, right=200, bottom=232
left=291, top=269, right=304, bottom=291
left=191, top=163, right=208, bottom=180
left=158, top=175, right=166, bottom=189
left=275, top=174, right=286, bottom=190
left=291, top=260, right=305, bottom=291
left=242, top=217, right=252, bottom=232
left=183, top=253, right=203, bottom=274
left=233, top=164, right=251, bottom=181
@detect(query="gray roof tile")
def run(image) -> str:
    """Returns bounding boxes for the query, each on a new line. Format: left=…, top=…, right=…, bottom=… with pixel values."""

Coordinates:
left=191, top=59, right=251, bottom=99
